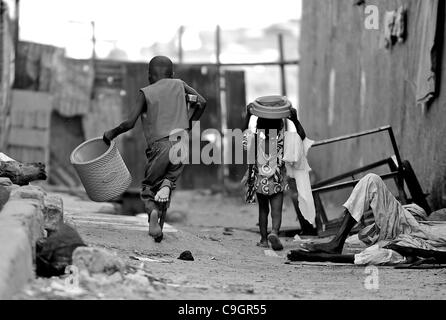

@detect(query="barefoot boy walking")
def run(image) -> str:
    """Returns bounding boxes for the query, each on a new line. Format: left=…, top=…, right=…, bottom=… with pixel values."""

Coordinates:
left=103, top=56, right=206, bottom=242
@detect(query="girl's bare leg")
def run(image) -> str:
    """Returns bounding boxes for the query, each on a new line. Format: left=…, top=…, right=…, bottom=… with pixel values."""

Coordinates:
left=256, top=193, right=270, bottom=247
left=268, top=192, right=284, bottom=250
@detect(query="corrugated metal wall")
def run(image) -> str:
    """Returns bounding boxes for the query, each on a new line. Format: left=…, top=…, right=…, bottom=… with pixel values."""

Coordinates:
left=299, top=0, right=446, bottom=210
left=7, top=90, right=51, bottom=165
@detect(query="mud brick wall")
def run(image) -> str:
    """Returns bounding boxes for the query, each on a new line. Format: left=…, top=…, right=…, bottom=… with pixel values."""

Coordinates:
left=299, top=0, right=446, bottom=210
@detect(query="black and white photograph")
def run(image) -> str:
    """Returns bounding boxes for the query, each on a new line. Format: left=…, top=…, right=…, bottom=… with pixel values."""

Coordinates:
left=0, top=0, right=445, bottom=308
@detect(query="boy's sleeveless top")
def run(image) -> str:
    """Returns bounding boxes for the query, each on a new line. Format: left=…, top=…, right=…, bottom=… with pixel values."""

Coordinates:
left=140, top=78, right=189, bottom=145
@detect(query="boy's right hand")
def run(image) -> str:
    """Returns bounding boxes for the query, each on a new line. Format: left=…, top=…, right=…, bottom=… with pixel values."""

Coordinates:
left=103, top=130, right=113, bottom=145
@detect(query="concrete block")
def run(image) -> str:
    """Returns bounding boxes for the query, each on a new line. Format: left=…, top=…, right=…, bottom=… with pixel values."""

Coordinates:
left=64, top=215, right=78, bottom=229
left=8, top=127, right=50, bottom=149
left=0, top=220, right=34, bottom=299
left=72, top=247, right=125, bottom=275
left=42, top=195, right=64, bottom=233
left=0, top=177, right=12, bottom=187
left=10, top=185, right=46, bottom=202
left=0, top=186, right=11, bottom=211
left=0, top=199, right=45, bottom=261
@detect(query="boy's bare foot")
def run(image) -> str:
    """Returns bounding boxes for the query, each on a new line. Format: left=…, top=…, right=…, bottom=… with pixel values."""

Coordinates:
left=256, top=239, right=269, bottom=248
left=267, top=233, right=283, bottom=251
left=154, top=186, right=170, bottom=202
left=148, top=209, right=162, bottom=238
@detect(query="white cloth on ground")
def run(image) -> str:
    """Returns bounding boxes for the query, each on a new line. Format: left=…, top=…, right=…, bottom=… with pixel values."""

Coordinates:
left=283, top=132, right=316, bottom=226
left=354, top=244, right=407, bottom=266
left=0, top=152, right=16, bottom=162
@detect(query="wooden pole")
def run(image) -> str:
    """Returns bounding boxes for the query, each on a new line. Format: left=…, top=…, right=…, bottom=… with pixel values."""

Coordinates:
left=215, top=25, right=225, bottom=187
left=90, top=21, right=96, bottom=99
left=14, top=0, right=19, bottom=54
left=178, top=25, right=184, bottom=63
left=278, top=33, right=287, bottom=96
left=91, top=21, right=97, bottom=61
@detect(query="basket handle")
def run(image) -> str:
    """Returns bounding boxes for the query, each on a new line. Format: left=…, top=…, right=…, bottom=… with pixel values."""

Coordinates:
left=102, top=171, right=118, bottom=184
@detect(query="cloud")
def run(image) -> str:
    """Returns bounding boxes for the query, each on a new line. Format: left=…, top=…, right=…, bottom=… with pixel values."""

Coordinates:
left=19, top=0, right=301, bottom=59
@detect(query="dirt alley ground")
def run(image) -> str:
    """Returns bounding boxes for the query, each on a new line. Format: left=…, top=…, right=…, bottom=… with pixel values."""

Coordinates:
left=15, top=188, right=446, bottom=300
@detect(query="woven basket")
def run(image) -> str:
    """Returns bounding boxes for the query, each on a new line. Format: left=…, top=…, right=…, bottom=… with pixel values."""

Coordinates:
left=70, top=137, right=132, bottom=202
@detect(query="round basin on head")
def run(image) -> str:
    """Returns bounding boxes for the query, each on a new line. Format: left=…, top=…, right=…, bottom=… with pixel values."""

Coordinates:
left=251, top=95, right=291, bottom=119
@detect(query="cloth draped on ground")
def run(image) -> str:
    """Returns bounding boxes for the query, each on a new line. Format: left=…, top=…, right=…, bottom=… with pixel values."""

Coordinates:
left=283, top=132, right=316, bottom=226
left=344, top=174, right=446, bottom=259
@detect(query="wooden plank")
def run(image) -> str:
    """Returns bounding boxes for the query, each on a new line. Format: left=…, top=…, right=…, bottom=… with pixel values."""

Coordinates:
left=11, top=90, right=52, bottom=111
left=225, top=70, right=247, bottom=182
left=7, top=146, right=46, bottom=164
left=8, top=127, right=49, bottom=148
left=10, top=90, right=52, bottom=129
left=11, top=108, right=51, bottom=129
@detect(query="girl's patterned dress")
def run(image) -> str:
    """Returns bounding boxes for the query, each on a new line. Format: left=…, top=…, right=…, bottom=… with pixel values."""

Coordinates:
left=243, top=129, right=288, bottom=203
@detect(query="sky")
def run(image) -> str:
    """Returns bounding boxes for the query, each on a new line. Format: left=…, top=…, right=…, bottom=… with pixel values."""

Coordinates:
left=19, top=0, right=302, bottom=60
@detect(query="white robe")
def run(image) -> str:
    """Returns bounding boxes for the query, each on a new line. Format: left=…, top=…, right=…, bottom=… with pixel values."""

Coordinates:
left=283, top=132, right=316, bottom=226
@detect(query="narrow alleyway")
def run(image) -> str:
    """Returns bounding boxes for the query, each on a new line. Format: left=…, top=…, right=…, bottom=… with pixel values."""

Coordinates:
left=15, top=189, right=446, bottom=299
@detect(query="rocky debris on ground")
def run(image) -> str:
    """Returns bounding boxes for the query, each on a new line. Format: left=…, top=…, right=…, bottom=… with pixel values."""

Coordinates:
left=123, top=270, right=150, bottom=287
left=36, top=223, right=86, bottom=277
left=0, top=188, right=9, bottom=210
left=72, top=247, right=125, bottom=275
left=17, top=267, right=162, bottom=300
left=10, top=185, right=46, bottom=202
left=42, top=195, right=64, bottom=233
left=16, top=277, right=87, bottom=299
left=0, top=160, right=47, bottom=185
left=129, top=255, right=174, bottom=264
left=0, top=179, right=32, bottom=210
left=0, top=177, right=13, bottom=187
left=224, top=284, right=255, bottom=295
left=178, top=250, right=194, bottom=261
left=223, top=227, right=234, bottom=235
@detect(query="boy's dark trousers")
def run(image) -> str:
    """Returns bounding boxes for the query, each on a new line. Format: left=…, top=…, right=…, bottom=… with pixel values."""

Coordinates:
left=140, top=137, right=185, bottom=217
